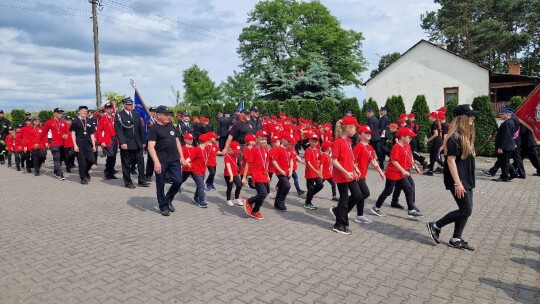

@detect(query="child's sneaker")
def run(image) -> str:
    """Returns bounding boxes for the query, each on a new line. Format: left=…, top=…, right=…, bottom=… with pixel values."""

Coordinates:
left=204, top=184, right=211, bottom=191
left=226, top=200, right=235, bottom=206
left=234, top=199, right=244, bottom=206
left=304, top=203, right=317, bottom=210
left=199, top=201, right=208, bottom=208
left=370, top=207, right=386, bottom=217
left=354, top=215, right=372, bottom=224
left=244, top=199, right=253, bottom=215
left=251, top=211, right=264, bottom=220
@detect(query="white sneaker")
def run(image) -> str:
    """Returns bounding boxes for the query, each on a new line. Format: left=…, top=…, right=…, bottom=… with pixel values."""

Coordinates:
left=226, top=200, right=235, bottom=206
left=268, top=191, right=275, bottom=199
left=354, top=215, right=372, bottom=224
left=234, top=199, right=244, bottom=206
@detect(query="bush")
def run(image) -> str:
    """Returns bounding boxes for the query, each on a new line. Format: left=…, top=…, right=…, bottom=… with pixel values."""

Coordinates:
left=38, top=110, right=54, bottom=123
left=252, top=100, right=268, bottom=115
left=385, top=95, right=406, bottom=123
left=509, top=96, right=524, bottom=111
left=64, top=111, right=77, bottom=120
left=282, top=99, right=300, bottom=118
left=471, top=96, right=498, bottom=157
left=223, top=102, right=237, bottom=115
left=317, top=97, right=337, bottom=124
left=10, top=109, right=26, bottom=126
left=411, top=95, right=431, bottom=152
left=266, top=100, right=281, bottom=116
left=299, top=99, right=318, bottom=121
left=445, top=98, right=458, bottom=121
left=337, top=97, right=361, bottom=120
left=360, top=98, right=379, bottom=125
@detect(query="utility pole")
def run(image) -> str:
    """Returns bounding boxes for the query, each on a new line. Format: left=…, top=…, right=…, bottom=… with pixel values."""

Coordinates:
left=90, top=0, right=102, bottom=109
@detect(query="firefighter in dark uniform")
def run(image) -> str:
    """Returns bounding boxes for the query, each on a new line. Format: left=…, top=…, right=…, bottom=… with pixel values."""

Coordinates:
left=509, top=111, right=525, bottom=178
left=217, top=112, right=233, bottom=151
left=493, top=107, right=516, bottom=182
left=178, top=111, right=194, bottom=145
left=223, top=109, right=255, bottom=167
left=144, top=107, right=157, bottom=182
left=0, top=110, right=11, bottom=164
left=248, top=106, right=263, bottom=132
left=114, top=97, right=150, bottom=189
left=87, top=110, right=99, bottom=166
left=378, top=106, right=390, bottom=169
left=366, top=108, right=381, bottom=160
left=519, top=123, right=540, bottom=176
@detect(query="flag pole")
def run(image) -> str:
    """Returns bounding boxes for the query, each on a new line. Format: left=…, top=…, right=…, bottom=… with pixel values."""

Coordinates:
left=130, top=79, right=151, bottom=114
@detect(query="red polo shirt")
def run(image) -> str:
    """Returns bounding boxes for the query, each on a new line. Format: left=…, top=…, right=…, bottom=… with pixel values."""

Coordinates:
left=331, top=137, right=355, bottom=183
left=304, top=147, right=321, bottom=179
left=353, top=142, right=376, bottom=179
left=385, top=143, right=413, bottom=181
left=269, top=146, right=289, bottom=175
left=248, top=146, right=270, bottom=183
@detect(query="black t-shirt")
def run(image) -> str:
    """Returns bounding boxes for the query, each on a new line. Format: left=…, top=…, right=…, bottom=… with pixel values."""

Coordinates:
left=229, top=120, right=255, bottom=144
left=441, top=122, right=449, bottom=138
left=147, top=122, right=180, bottom=163
left=443, top=135, right=475, bottom=190
left=70, top=117, right=95, bottom=147
left=431, top=121, right=442, bottom=144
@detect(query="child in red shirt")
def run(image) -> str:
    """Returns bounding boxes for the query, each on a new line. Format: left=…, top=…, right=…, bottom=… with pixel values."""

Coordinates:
left=62, top=117, right=76, bottom=172
left=204, top=132, right=219, bottom=191
left=304, top=133, right=323, bottom=210
left=180, top=133, right=195, bottom=182
left=224, top=141, right=244, bottom=206
left=189, top=133, right=210, bottom=208
left=243, top=130, right=270, bottom=220
left=351, top=125, right=385, bottom=224
left=282, top=132, right=306, bottom=196
left=5, top=127, right=16, bottom=168
left=320, top=141, right=337, bottom=201
left=241, top=134, right=256, bottom=189
left=371, top=127, right=422, bottom=219
left=269, top=135, right=292, bottom=211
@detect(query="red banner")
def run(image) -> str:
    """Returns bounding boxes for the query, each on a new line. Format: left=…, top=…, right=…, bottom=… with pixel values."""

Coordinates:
left=515, top=85, right=540, bottom=144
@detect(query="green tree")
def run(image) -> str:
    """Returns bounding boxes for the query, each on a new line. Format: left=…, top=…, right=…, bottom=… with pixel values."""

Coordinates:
left=411, top=95, right=431, bottom=152
left=238, top=0, right=368, bottom=88
left=471, top=95, right=498, bottom=156
left=337, top=98, right=361, bottom=120
left=299, top=99, right=318, bottom=121
left=360, top=98, right=379, bottom=125
left=252, top=100, right=268, bottom=115
left=104, top=91, right=127, bottom=110
left=266, top=100, right=282, bottom=116
left=385, top=95, right=406, bottom=123
left=445, top=98, right=459, bottom=121
left=183, top=64, right=221, bottom=106
left=370, top=52, right=401, bottom=78
left=64, top=111, right=77, bottom=119
left=38, top=110, right=54, bottom=123
left=169, top=86, right=183, bottom=107
left=10, top=109, right=26, bottom=127
left=509, top=96, right=524, bottom=110
left=220, top=70, right=258, bottom=104
left=282, top=99, right=300, bottom=118
left=223, top=102, right=237, bottom=115
left=317, top=97, right=337, bottom=124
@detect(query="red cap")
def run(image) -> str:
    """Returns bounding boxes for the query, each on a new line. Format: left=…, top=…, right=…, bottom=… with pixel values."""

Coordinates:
left=230, top=141, right=241, bottom=152
left=428, top=112, right=439, bottom=119
left=438, top=112, right=446, bottom=120
left=183, top=132, right=194, bottom=140
left=389, top=123, right=398, bottom=129
left=408, top=113, right=415, bottom=118
left=256, top=130, right=268, bottom=137
left=176, top=113, right=183, bottom=119
left=322, top=141, right=333, bottom=151
left=399, top=113, right=408, bottom=119
left=357, top=125, right=374, bottom=134
left=341, top=116, right=360, bottom=128
left=438, top=107, right=447, bottom=113
left=271, top=135, right=281, bottom=143
left=308, top=133, right=319, bottom=140
left=245, top=134, right=257, bottom=142
left=396, top=127, right=416, bottom=137
left=397, top=119, right=406, bottom=126
left=207, top=131, right=219, bottom=139
left=199, top=133, right=211, bottom=143
left=280, top=112, right=286, bottom=117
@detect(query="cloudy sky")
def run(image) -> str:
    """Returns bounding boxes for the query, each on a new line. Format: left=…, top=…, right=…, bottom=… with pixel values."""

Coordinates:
left=0, top=0, right=439, bottom=111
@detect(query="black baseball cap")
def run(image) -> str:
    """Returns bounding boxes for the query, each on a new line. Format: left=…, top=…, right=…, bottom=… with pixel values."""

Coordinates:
left=155, top=105, right=172, bottom=114
left=181, top=111, right=190, bottom=116
left=240, top=109, right=250, bottom=115
left=250, top=106, right=259, bottom=112
left=53, top=107, right=64, bottom=113
left=26, top=112, right=31, bottom=116
left=0, top=110, right=3, bottom=114
left=78, top=105, right=88, bottom=110
left=148, top=107, right=155, bottom=112
left=453, top=104, right=479, bottom=117
left=104, top=103, right=113, bottom=108
left=365, top=108, right=374, bottom=112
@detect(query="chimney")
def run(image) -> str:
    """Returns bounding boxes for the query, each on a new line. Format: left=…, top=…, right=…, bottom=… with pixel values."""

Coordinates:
left=507, top=61, right=521, bottom=75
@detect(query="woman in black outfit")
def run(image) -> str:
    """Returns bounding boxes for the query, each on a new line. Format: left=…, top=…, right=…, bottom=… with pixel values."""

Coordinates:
left=424, top=112, right=444, bottom=175
left=427, top=104, right=478, bottom=251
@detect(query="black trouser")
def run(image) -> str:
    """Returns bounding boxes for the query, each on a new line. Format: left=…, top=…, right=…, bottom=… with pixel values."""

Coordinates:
left=274, top=175, right=291, bottom=204
left=305, top=177, right=324, bottom=204
left=64, top=148, right=76, bottom=171
left=76, top=146, right=95, bottom=180
left=145, top=152, right=154, bottom=178
left=511, top=146, right=526, bottom=177
left=324, top=178, right=337, bottom=197
left=435, top=189, right=473, bottom=239
left=31, top=149, right=46, bottom=174
left=375, top=178, right=414, bottom=210
left=335, top=180, right=363, bottom=227
left=497, top=150, right=513, bottom=179
left=6, top=151, right=12, bottom=165
left=248, top=182, right=268, bottom=212
left=428, top=141, right=443, bottom=172
left=12, top=152, right=21, bottom=169
left=104, top=138, right=118, bottom=177
left=155, top=161, right=182, bottom=211
left=49, top=146, right=63, bottom=175
left=219, top=136, right=227, bottom=151
left=352, top=178, right=370, bottom=216
left=120, top=148, right=145, bottom=186
left=0, top=141, right=5, bottom=162
left=225, top=175, right=242, bottom=200
left=380, top=140, right=390, bottom=168
left=370, top=140, right=382, bottom=169
left=390, top=176, right=416, bottom=205
left=180, top=171, right=193, bottom=185
left=24, top=151, right=33, bottom=169
left=520, top=145, right=540, bottom=174
left=413, top=151, right=426, bottom=165
left=206, top=166, right=216, bottom=184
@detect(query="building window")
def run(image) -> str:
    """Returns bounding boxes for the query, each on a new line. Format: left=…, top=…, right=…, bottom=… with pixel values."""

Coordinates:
left=444, top=87, right=459, bottom=106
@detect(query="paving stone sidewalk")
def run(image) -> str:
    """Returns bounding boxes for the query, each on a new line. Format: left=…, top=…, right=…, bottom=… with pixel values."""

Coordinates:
left=0, top=155, right=538, bottom=304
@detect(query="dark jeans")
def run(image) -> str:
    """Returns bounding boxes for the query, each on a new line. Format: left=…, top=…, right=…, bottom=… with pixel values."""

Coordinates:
left=292, top=170, right=303, bottom=193
left=428, top=141, right=443, bottom=172
left=6, top=151, right=12, bottom=165
left=497, top=150, right=513, bottom=179
left=510, top=146, right=525, bottom=177
left=75, top=146, right=95, bottom=180
left=206, top=166, right=216, bottom=184
left=31, top=149, right=46, bottom=174
left=225, top=175, right=242, bottom=200
left=370, top=140, right=382, bottom=169
left=375, top=178, right=414, bottom=210
left=219, top=136, right=227, bottom=151
left=103, top=141, right=118, bottom=177
left=120, top=148, right=145, bottom=186
left=390, top=176, right=416, bottom=205
left=520, top=145, right=540, bottom=174
left=155, top=161, right=182, bottom=211
left=192, top=174, right=205, bottom=204
left=380, top=141, right=390, bottom=169
left=435, top=190, right=473, bottom=239
left=335, top=181, right=364, bottom=227
left=274, top=175, right=291, bottom=204
left=248, top=182, right=268, bottom=213
left=353, top=178, right=370, bottom=215
left=12, top=152, right=21, bottom=169
left=324, top=178, right=337, bottom=197
left=50, top=146, right=63, bottom=175
left=64, top=148, right=75, bottom=171
left=305, top=177, right=324, bottom=204
left=24, top=151, right=33, bottom=169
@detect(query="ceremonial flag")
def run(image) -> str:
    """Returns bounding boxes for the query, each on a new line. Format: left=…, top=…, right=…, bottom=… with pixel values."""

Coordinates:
left=133, top=88, right=151, bottom=138
left=237, top=101, right=244, bottom=111
left=515, top=85, right=540, bottom=144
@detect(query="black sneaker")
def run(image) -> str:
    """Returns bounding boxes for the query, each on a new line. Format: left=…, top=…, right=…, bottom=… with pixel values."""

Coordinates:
left=424, top=171, right=434, bottom=176
left=426, top=222, right=441, bottom=244
left=482, top=170, right=495, bottom=177
left=332, top=225, right=352, bottom=235
left=274, top=202, right=287, bottom=211
left=448, top=239, right=475, bottom=251
left=492, top=177, right=511, bottom=182
left=81, top=179, right=88, bottom=185
left=161, top=209, right=170, bottom=216
left=85, top=174, right=91, bottom=181
left=390, top=202, right=405, bottom=209
left=168, top=203, right=175, bottom=212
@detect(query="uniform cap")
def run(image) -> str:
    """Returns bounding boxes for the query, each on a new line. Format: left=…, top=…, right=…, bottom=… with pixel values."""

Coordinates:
left=183, top=132, right=194, bottom=140
left=240, top=109, right=250, bottom=115
left=427, top=112, right=439, bottom=119
left=122, top=97, right=134, bottom=105
left=250, top=106, right=259, bottom=112
left=104, top=103, right=113, bottom=108
left=199, top=133, right=211, bottom=143
left=365, top=108, right=374, bottom=113
left=357, top=125, right=374, bottom=134
left=380, top=106, right=388, bottom=111
left=322, top=141, right=333, bottom=151
left=396, top=127, right=416, bottom=137
left=244, top=134, right=257, bottom=142
left=230, top=141, right=241, bottom=151
left=155, top=105, right=172, bottom=114
left=256, top=130, right=268, bottom=137
left=341, top=116, right=360, bottom=128
left=0, top=110, right=3, bottom=114
left=78, top=105, right=88, bottom=110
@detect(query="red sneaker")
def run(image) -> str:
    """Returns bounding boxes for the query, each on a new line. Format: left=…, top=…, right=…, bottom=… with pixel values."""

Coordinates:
left=244, top=198, right=253, bottom=215
left=251, top=211, right=264, bottom=220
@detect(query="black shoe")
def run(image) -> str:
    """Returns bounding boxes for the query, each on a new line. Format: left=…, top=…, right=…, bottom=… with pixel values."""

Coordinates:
left=138, top=182, right=150, bottom=187
left=516, top=175, right=526, bottom=179
left=0, top=160, right=4, bottom=165
left=66, top=168, right=71, bottom=173
left=145, top=176, right=153, bottom=182
left=435, top=167, right=444, bottom=174
left=492, top=177, right=511, bottom=182
left=34, top=172, right=41, bottom=176
left=426, top=222, right=441, bottom=244
left=164, top=179, right=172, bottom=184
left=85, top=174, right=91, bottom=181
left=274, top=202, right=287, bottom=211
left=113, top=170, right=119, bottom=174
left=248, top=183, right=256, bottom=189
left=21, top=163, right=25, bottom=168
left=8, top=163, right=12, bottom=167
left=161, top=209, right=170, bottom=216
left=424, top=171, right=434, bottom=176
left=27, top=168, right=32, bottom=173
left=332, top=225, right=352, bottom=235
left=482, top=170, right=495, bottom=177
left=533, top=173, right=540, bottom=177
left=130, top=170, right=138, bottom=175
left=448, top=239, right=474, bottom=251
left=126, top=184, right=136, bottom=189
left=390, top=202, right=405, bottom=209
left=105, top=175, right=118, bottom=180
left=81, top=179, right=88, bottom=185
left=16, top=167, right=21, bottom=171
left=168, top=204, right=175, bottom=212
